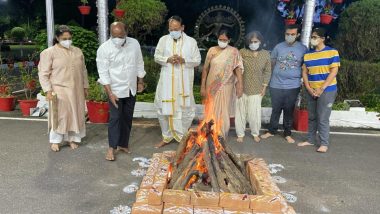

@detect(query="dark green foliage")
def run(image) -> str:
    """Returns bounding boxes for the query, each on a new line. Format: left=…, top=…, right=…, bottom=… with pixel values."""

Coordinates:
left=35, top=25, right=98, bottom=73
left=337, top=59, right=380, bottom=101
left=360, top=94, right=380, bottom=113
left=87, top=76, right=108, bottom=102
left=143, top=56, right=161, bottom=93
left=332, top=102, right=350, bottom=111
left=334, top=0, right=380, bottom=62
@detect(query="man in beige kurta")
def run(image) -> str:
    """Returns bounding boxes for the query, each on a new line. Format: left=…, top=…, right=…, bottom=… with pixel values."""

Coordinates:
left=38, top=33, right=89, bottom=151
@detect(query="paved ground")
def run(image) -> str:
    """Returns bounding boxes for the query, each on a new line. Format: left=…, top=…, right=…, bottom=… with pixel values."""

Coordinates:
left=0, top=118, right=379, bottom=214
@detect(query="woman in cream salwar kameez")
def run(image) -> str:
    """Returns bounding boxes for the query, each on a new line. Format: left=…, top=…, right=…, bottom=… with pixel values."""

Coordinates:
left=201, top=29, right=244, bottom=137
left=38, top=25, right=89, bottom=152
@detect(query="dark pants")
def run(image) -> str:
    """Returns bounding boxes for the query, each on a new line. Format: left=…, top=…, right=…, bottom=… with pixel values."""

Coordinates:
left=307, top=90, right=337, bottom=146
left=108, top=93, right=136, bottom=149
left=268, top=87, right=300, bottom=137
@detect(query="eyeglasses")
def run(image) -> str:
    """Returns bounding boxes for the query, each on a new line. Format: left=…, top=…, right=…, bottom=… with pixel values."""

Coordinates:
left=311, top=36, right=321, bottom=39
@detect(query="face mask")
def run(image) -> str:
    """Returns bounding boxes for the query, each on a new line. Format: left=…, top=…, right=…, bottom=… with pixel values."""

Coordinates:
left=249, top=42, right=260, bottom=51
left=285, top=35, right=297, bottom=44
left=169, top=31, right=182, bottom=40
left=310, top=38, right=320, bottom=47
left=111, top=37, right=126, bottom=47
left=218, top=40, right=228, bottom=49
left=59, top=40, right=72, bottom=49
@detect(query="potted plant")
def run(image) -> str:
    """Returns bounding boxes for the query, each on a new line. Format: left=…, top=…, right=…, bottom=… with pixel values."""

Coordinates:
left=114, top=0, right=126, bottom=19
left=320, top=4, right=334, bottom=25
left=0, top=66, right=16, bottom=112
left=18, top=66, right=39, bottom=116
left=282, top=0, right=291, bottom=3
left=86, top=76, right=109, bottom=123
left=293, top=86, right=308, bottom=131
left=285, top=10, right=297, bottom=25
left=78, top=0, right=91, bottom=15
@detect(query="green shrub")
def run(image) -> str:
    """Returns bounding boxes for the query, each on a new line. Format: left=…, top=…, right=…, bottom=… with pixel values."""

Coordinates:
left=116, top=0, right=168, bottom=42
left=334, top=0, right=380, bottom=62
left=35, top=25, right=98, bottom=73
left=143, top=56, right=161, bottom=93
left=11, top=27, right=26, bottom=41
left=136, top=92, right=155, bottom=102
left=360, top=94, right=380, bottom=113
left=87, top=76, right=108, bottom=102
left=337, top=59, right=380, bottom=101
left=332, top=102, right=350, bottom=111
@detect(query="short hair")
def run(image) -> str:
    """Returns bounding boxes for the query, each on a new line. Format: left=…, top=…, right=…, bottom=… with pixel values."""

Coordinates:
left=168, top=15, right=183, bottom=25
left=217, top=29, right=231, bottom=40
left=285, top=24, right=299, bottom=32
left=53, top=25, right=72, bottom=45
left=245, top=31, right=264, bottom=50
left=312, top=27, right=327, bottom=38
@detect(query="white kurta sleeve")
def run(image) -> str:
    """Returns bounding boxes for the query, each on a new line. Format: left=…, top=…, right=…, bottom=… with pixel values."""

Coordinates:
left=135, top=42, right=146, bottom=78
left=96, top=45, right=111, bottom=85
left=184, top=39, right=201, bottom=68
left=154, top=36, right=169, bottom=66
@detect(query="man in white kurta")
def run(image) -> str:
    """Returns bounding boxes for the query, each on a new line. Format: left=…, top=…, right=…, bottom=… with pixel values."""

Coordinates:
left=154, top=16, right=201, bottom=148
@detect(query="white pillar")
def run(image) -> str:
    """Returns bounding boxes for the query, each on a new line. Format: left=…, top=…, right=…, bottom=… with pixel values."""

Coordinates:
left=301, top=0, right=316, bottom=48
left=45, top=0, right=55, bottom=47
left=97, top=0, right=109, bottom=44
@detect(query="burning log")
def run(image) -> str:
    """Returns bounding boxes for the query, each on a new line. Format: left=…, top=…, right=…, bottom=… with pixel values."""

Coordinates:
left=168, top=118, right=256, bottom=194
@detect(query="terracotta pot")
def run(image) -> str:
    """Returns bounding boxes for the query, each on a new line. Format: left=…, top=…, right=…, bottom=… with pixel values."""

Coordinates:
left=114, top=9, right=125, bottom=18
left=86, top=101, right=110, bottom=123
left=0, top=85, right=9, bottom=94
left=0, top=96, right=16, bottom=112
left=285, top=19, right=297, bottom=25
left=282, top=0, right=291, bottom=2
left=293, top=108, right=308, bottom=131
left=332, top=0, right=343, bottom=4
left=78, top=5, right=91, bottom=15
left=19, top=99, right=39, bottom=116
left=320, top=14, right=334, bottom=25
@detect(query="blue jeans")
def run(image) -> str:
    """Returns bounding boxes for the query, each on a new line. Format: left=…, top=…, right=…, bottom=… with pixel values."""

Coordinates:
left=268, top=87, right=300, bottom=137
left=307, top=90, right=337, bottom=146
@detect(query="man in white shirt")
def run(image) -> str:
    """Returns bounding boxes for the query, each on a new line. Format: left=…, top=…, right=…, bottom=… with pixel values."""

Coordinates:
left=154, top=16, right=201, bottom=148
left=96, top=22, right=146, bottom=161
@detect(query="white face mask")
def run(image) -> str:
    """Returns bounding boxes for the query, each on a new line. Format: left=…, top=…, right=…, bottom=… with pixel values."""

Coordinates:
left=169, top=31, right=182, bottom=40
left=285, top=35, right=297, bottom=44
left=59, top=40, right=72, bottom=49
left=218, top=40, right=229, bottom=49
left=310, top=38, right=320, bottom=47
left=249, top=42, right=260, bottom=51
left=111, top=37, right=126, bottom=47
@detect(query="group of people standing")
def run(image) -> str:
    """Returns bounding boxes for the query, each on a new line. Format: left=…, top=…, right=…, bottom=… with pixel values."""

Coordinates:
left=37, top=15, right=340, bottom=160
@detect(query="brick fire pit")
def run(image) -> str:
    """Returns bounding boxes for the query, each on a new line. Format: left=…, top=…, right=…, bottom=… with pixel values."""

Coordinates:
left=131, top=151, right=295, bottom=214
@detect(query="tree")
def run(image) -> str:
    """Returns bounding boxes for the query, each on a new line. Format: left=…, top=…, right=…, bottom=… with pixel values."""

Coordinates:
left=334, top=0, right=380, bottom=63
left=11, top=27, right=26, bottom=57
left=116, top=0, right=168, bottom=43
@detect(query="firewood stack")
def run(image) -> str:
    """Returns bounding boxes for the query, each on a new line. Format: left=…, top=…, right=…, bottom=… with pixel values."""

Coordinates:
left=168, top=120, right=256, bottom=195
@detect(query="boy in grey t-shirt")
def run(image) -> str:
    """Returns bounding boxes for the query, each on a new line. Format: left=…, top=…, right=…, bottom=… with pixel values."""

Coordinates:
left=260, top=24, right=307, bottom=143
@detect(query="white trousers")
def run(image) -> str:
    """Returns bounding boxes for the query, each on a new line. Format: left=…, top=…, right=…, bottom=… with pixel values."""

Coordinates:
left=235, top=94, right=262, bottom=137
left=49, top=129, right=86, bottom=144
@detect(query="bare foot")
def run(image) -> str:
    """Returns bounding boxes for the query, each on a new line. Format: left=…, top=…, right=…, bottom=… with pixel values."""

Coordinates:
left=155, top=140, right=168, bottom=149
left=236, top=137, right=244, bottom=143
left=51, top=144, right=59, bottom=152
left=297, top=142, right=314, bottom=147
left=69, top=142, right=79, bottom=150
left=260, top=132, right=274, bottom=139
left=253, top=136, right=261, bottom=143
left=317, top=146, right=328, bottom=153
left=105, top=148, right=115, bottom=161
left=285, top=136, right=295, bottom=144
left=118, top=146, right=131, bottom=154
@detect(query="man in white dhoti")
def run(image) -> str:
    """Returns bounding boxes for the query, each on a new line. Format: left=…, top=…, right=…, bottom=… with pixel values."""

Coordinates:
left=154, top=16, right=201, bottom=148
